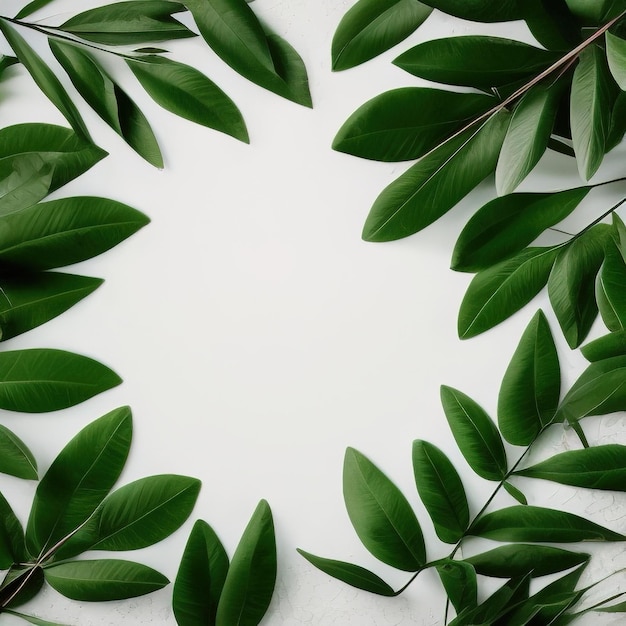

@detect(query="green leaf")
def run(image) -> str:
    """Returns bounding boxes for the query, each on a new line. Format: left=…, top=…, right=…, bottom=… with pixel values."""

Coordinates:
left=331, top=0, right=432, bottom=71
left=452, top=187, right=589, bottom=273
left=412, top=440, right=469, bottom=543
left=0, top=55, right=18, bottom=76
left=581, top=330, right=626, bottom=361
left=173, top=520, right=229, bottom=626
left=0, top=154, right=53, bottom=217
left=50, top=41, right=162, bottom=168
left=0, top=349, right=121, bottom=413
left=44, top=559, right=168, bottom=601
left=0, top=567, right=44, bottom=609
left=417, top=0, right=523, bottom=22
left=362, top=110, right=510, bottom=242
left=503, top=481, right=527, bottom=504
left=59, top=1, right=194, bottom=45
left=458, top=246, right=560, bottom=339
left=498, top=310, right=560, bottom=445
left=0, top=492, right=26, bottom=568
left=607, top=91, right=626, bottom=151
left=0, top=21, right=90, bottom=142
left=570, top=45, right=615, bottom=180
left=436, top=560, right=476, bottom=614
left=25, top=407, right=132, bottom=558
left=394, top=36, right=558, bottom=89
left=0, top=423, right=37, bottom=479
left=607, top=30, right=626, bottom=89
left=215, top=500, right=276, bottom=626
left=296, top=550, right=395, bottom=596
left=565, top=0, right=617, bottom=22
left=439, top=386, right=507, bottom=481
left=521, top=0, right=581, bottom=51
left=333, top=88, right=494, bottom=162
left=3, top=609, right=69, bottom=626
left=548, top=224, right=611, bottom=348
left=597, top=240, right=626, bottom=331
left=15, top=1, right=59, bottom=19
left=0, top=196, right=149, bottom=271
left=127, top=55, right=248, bottom=142
left=343, top=447, right=425, bottom=571
left=612, top=212, right=626, bottom=261
left=469, top=505, right=626, bottom=542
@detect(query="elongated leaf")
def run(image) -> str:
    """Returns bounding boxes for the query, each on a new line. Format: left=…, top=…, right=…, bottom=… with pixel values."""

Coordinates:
left=607, top=30, right=626, bottom=89
left=597, top=240, right=626, bottom=331
left=333, top=88, right=494, bottom=162
left=417, top=0, right=523, bottom=22
left=498, top=310, right=560, bottom=445
left=440, top=386, right=507, bottom=481
left=173, top=520, right=229, bottom=626
left=522, top=0, right=581, bottom=51
left=469, top=505, right=626, bottom=542
left=26, top=407, right=132, bottom=558
left=59, top=1, right=194, bottom=45
left=0, top=196, right=149, bottom=271
left=503, top=481, right=527, bottom=504
left=436, top=560, right=476, bottom=614
left=581, top=330, right=626, bottom=361
left=452, top=187, right=589, bottom=273
left=0, top=424, right=37, bottom=480
left=0, top=349, right=121, bottom=413
left=44, top=559, right=168, bottom=601
left=394, top=36, right=558, bottom=89
left=362, top=110, right=510, bottom=242
left=3, top=610, right=68, bottom=626
left=0, top=492, right=26, bottom=568
left=0, top=567, right=44, bottom=609
left=458, top=246, right=560, bottom=339
left=0, top=21, right=90, bottom=142
left=613, top=212, right=626, bottom=261
left=264, top=33, right=312, bottom=108
left=0, top=154, right=53, bottom=217
left=607, top=91, right=626, bottom=151
left=50, top=41, right=162, bottom=167
left=332, top=0, right=432, bottom=71
left=412, top=440, right=468, bottom=543
left=215, top=500, right=276, bottom=626
left=127, top=55, right=248, bottom=142
left=0, top=55, right=17, bottom=77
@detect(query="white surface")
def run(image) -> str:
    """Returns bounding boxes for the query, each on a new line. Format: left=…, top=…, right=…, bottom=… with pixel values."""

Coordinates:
left=1, top=1, right=626, bottom=624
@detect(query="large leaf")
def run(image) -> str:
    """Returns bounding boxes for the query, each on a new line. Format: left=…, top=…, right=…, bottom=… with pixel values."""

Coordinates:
left=0, top=423, right=37, bottom=480
left=331, top=0, right=433, bottom=71
left=343, top=447, right=425, bottom=571
left=436, top=560, right=476, bottom=614
left=50, top=41, right=162, bottom=167
left=581, top=330, right=626, bottom=361
left=418, top=0, right=523, bottom=22
left=0, top=154, right=53, bottom=217
left=25, top=407, right=132, bottom=558
left=362, top=110, right=510, bottom=242
left=469, top=505, right=626, bottom=542
left=0, top=492, right=26, bottom=568
left=596, top=240, right=626, bottom=331
left=173, top=520, right=229, bottom=626
left=412, top=440, right=469, bottom=543
left=333, top=88, right=494, bottom=162
left=44, top=559, right=168, bottom=601
left=0, top=349, right=121, bottom=413
left=498, top=311, right=560, bottom=445
left=127, top=55, right=248, bottom=142
left=439, top=386, right=507, bottom=481
left=606, top=30, right=626, bottom=89
left=215, top=500, right=276, bottom=626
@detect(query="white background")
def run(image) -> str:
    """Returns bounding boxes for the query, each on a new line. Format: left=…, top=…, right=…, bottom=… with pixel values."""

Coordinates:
left=1, top=0, right=626, bottom=624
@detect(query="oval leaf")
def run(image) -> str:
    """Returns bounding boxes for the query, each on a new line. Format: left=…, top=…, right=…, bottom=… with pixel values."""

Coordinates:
left=436, top=560, right=477, bottom=614
left=0, top=423, right=37, bottom=480
left=503, top=481, right=527, bottom=505
left=581, top=329, right=626, bottom=361
left=596, top=240, right=626, bottom=331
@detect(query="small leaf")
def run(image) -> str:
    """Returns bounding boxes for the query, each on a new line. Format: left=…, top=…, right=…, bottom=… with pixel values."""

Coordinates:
left=0, top=154, right=53, bottom=216
left=264, top=33, right=312, bottom=108
left=0, top=423, right=37, bottom=480
left=0, top=349, right=121, bottom=413
left=607, top=91, right=626, bottom=151
left=613, top=212, right=626, bottom=261
left=44, top=559, right=168, bottom=601
left=343, top=447, right=425, bottom=571
left=581, top=330, right=626, bottom=361
left=439, top=386, right=507, bottom=481
left=606, top=30, right=626, bottom=90
left=436, top=560, right=476, bottom=614
left=3, top=609, right=69, bottom=626
left=0, top=492, right=26, bottom=568
left=503, top=481, right=527, bottom=505
left=331, top=0, right=432, bottom=71
left=416, top=0, right=523, bottom=22
left=596, top=240, right=626, bottom=331
left=15, top=0, right=59, bottom=19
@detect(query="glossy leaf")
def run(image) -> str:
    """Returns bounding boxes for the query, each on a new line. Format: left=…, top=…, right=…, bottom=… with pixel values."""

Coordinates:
left=436, top=560, right=476, bottom=614
left=50, top=41, right=162, bottom=167
left=362, top=110, right=510, bottom=242
left=173, top=520, right=229, bottom=626
left=458, top=246, right=560, bottom=339
left=417, top=0, right=523, bottom=22
left=0, top=567, right=44, bottom=609
left=0, top=154, right=53, bottom=217
left=127, top=55, right=248, bottom=142
left=412, top=440, right=469, bottom=543
left=606, top=30, right=626, bottom=89
left=503, top=481, right=527, bottom=505
left=44, top=559, right=168, bottom=601
left=521, top=0, right=581, bottom=51
left=343, top=447, right=425, bottom=571
left=0, top=423, right=37, bottom=480
left=26, top=407, right=132, bottom=558
left=469, top=505, right=626, bottom=542
left=440, top=386, right=507, bottom=481
left=0, top=492, right=26, bottom=568
left=581, top=330, right=626, bottom=361
left=596, top=240, right=626, bottom=331
left=0, top=196, right=149, bottom=271
left=498, top=311, right=560, bottom=445
left=331, top=0, right=433, bottom=71
left=296, top=550, right=395, bottom=596
left=215, top=500, right=276, bottom=626
left=333, top=88, right=494, bottom=162
left=0, top=349, right=121, bottom=413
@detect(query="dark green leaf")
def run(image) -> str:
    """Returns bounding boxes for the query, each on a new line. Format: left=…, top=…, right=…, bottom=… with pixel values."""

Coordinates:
left=0, top=567, right=44, bottom=609
left=333, top=88, right=494, bottom=162
left=44, top=559, right=168, bottom=601
left=0, top=492, right=26, bottom=568
left=566, top=0, right=617, bottom=22
left=0, top=349, right=121, bottom=413
left=296, top=550, right=395, bottom=596
left=15, top=1, right=59, bottom=19
left=612, top=212, right=626, bottom=261
left=417, top=0, right=523, bottom=22
left=581, top=330, right=626, bottom=361
left=469, top=505, right=626, bottom=542
left=215, top=500, right=276, bottom=626
left=607, top=91, right=626, bottom=151
left=343, top=447, right=425, bottom=571
left=331, top=0, right=432, bottom=71
left=362, top=110, right=510, bottom=242
left=50, top=41, right=162, bottom=168
left=412, top=440, right=469, bottom=543
left=173, top=520, right=229, bottom=626
left=127, top=55, right=248, bottom=142
left=548, top=136, right=576, bottom=157
left=607, top=30, right=626, bottom=89
left=440, top=385, right=507, bottom=481
left=3, top=609, right=68, bottom=626
left=0, top=423, right=37, bottom=479
left=134, top=46, right=169, bottom=53
left=597, top=240, right=626, bottom=331
left=26, top=407, right=132, bottom=558
left=522, top=0, right=581, bottom=51
left=503, top=481, right=527, bottom=504
left=436, top=560, right=476, bottom=614
left=264, top=33, right=312, bottom=108
left=0, top=154, right=53, bottom=216
left=0, top=55, right=18, bottom=77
